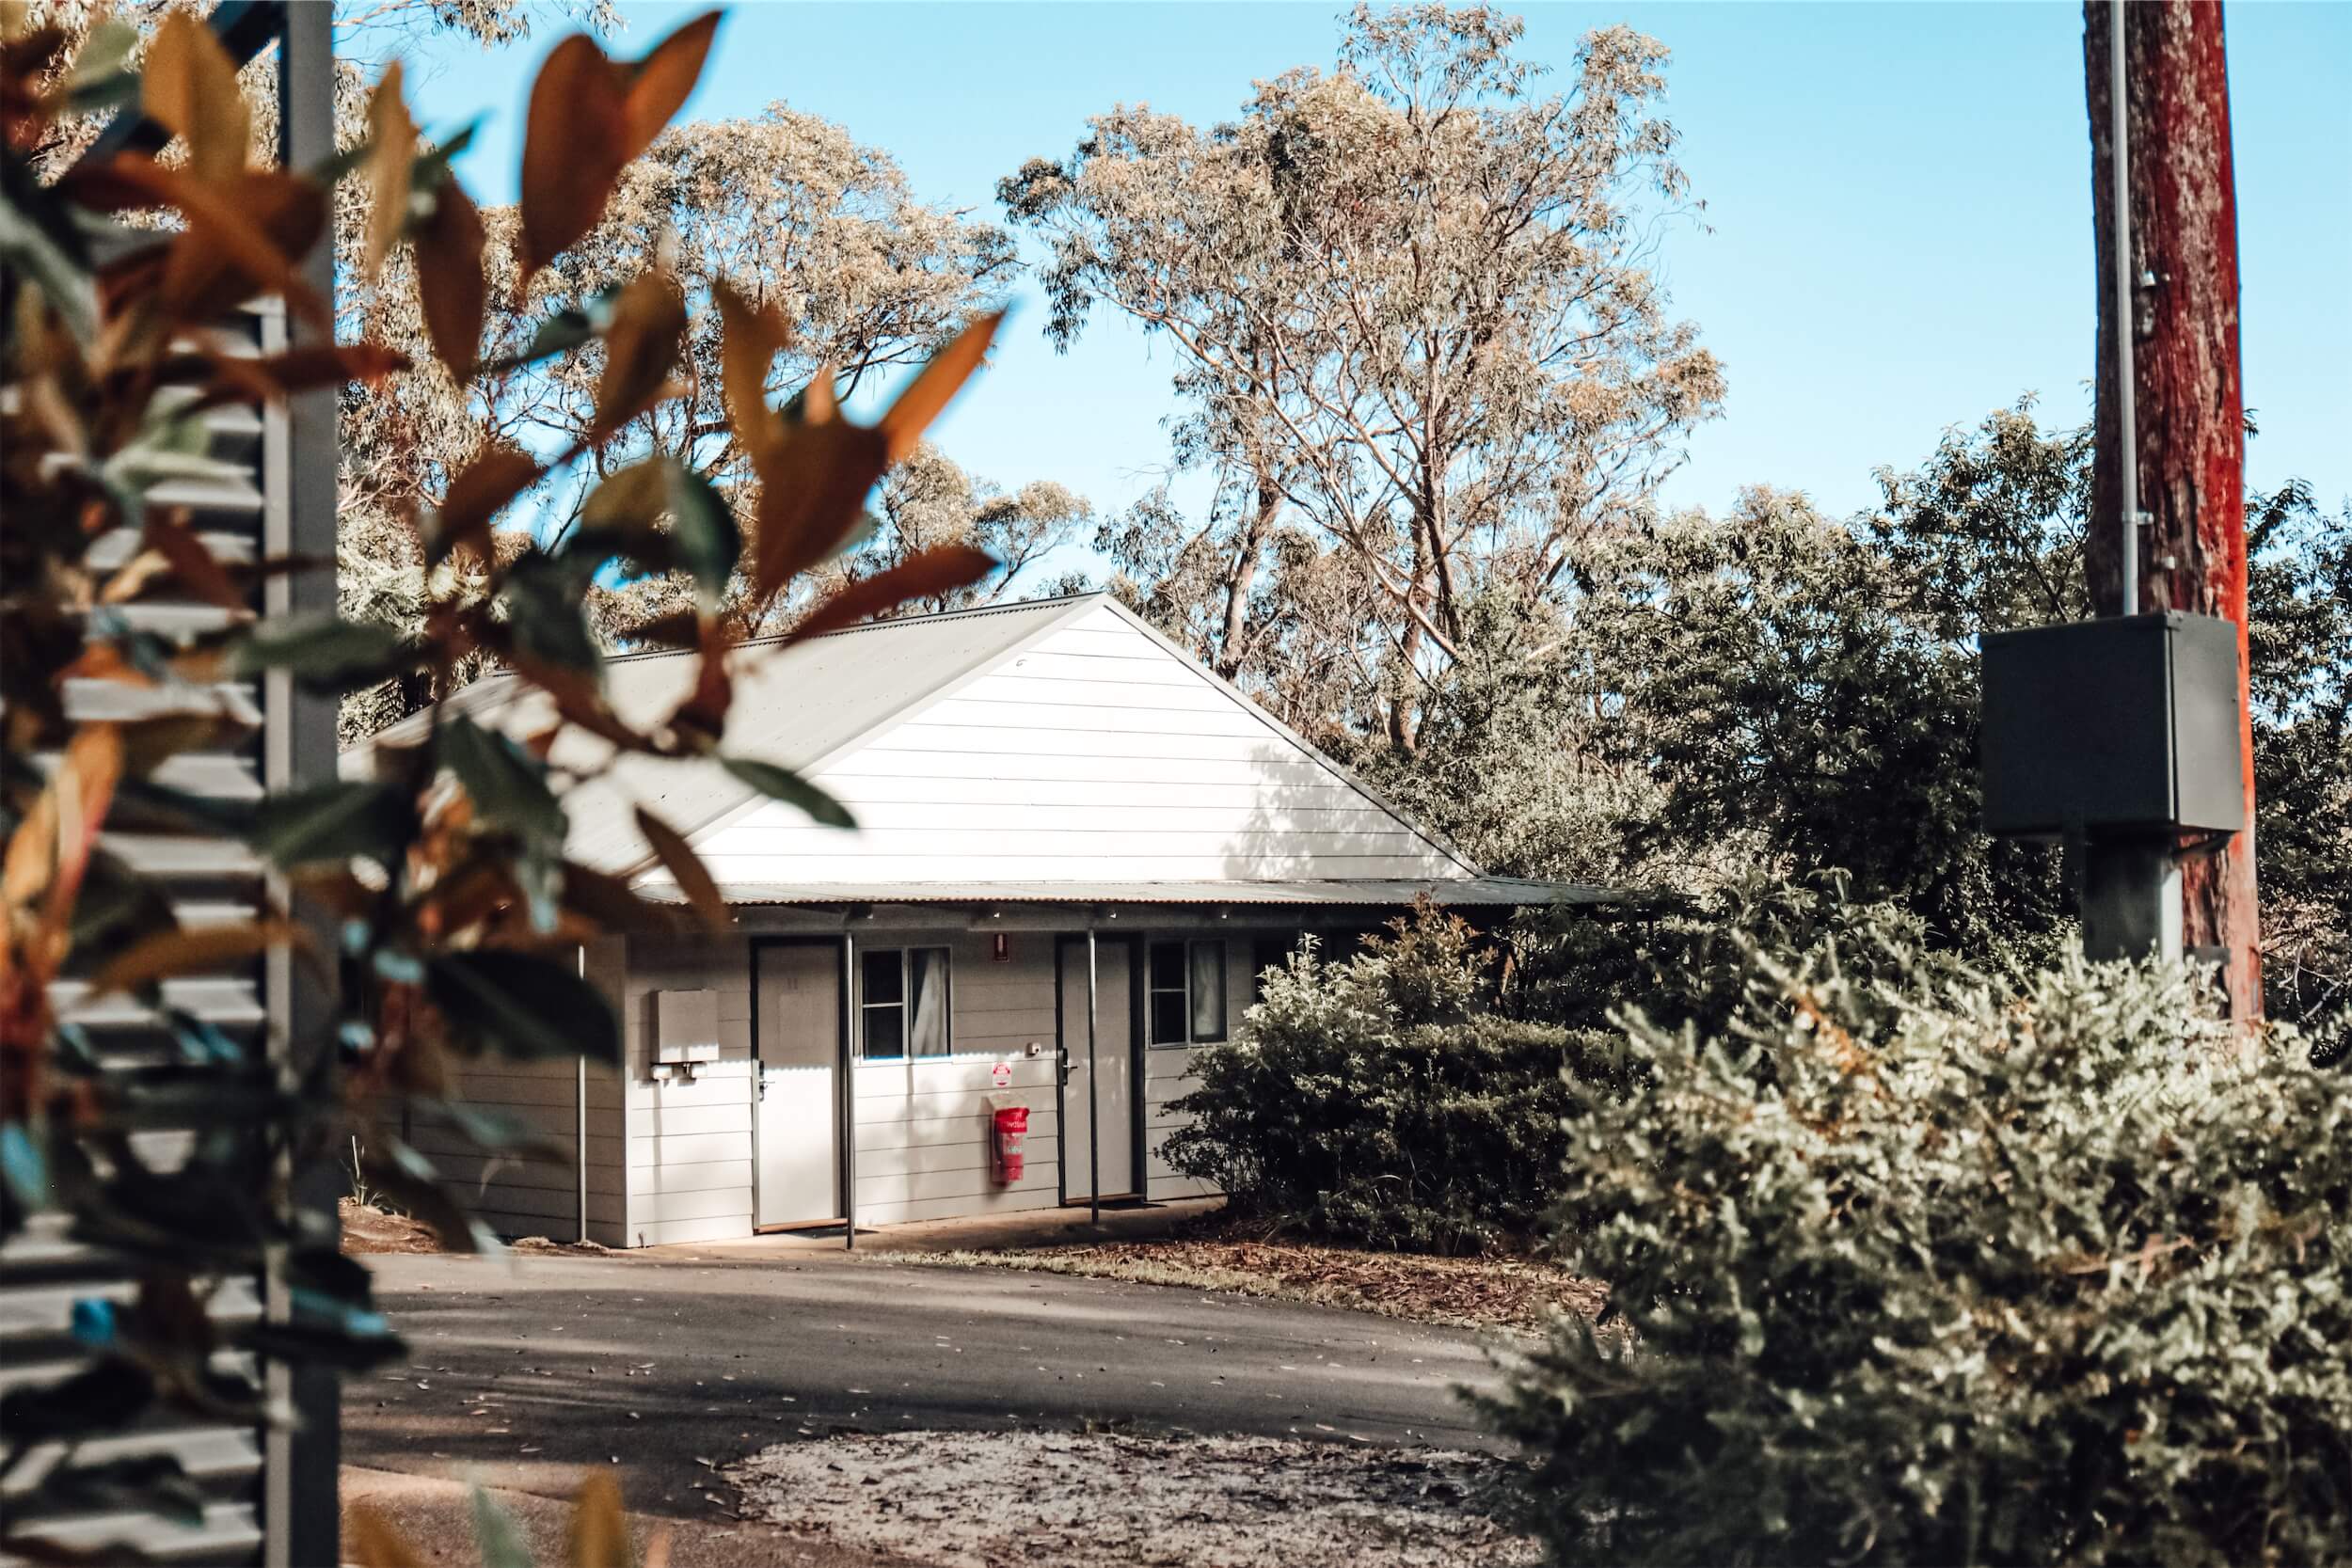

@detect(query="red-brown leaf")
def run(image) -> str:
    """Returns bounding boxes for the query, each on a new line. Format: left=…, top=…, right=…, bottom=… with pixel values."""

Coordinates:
left=515, top=12, right=719, bottom=290
left=633, top=807, right=731, bottom=933
left=516, top=36, right=629, bottom=288
left=85, top=160, right=330, bottom=327
left=591, top=271, right=688, bottom=440
left=436, top=449, right=542, bottom=562
left=183, top=343, right=409, bottom=413
left=714, top=279, right=789, bottom=459
left=877, top=311, right=1003, bottom=465
left=362, top=61, right=415, bottom=278
left=414, top=178, right=486, bottom=383
left=137, top=515, right=245, bottom=611
left=783, top=546, right=997, bottom=646
left=748, top=417, right=890, bottom=604
left=623, top=11, right=722, bottom=149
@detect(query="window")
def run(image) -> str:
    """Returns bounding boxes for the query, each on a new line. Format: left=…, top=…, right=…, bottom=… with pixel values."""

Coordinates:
left=860, top=947, right=949, bottom=1060
left=1147, top=940, right=1226, bottom=1047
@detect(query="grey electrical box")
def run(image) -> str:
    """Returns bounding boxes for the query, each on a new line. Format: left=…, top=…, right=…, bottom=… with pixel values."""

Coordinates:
left=1980, top=611, right=2244, bottom=838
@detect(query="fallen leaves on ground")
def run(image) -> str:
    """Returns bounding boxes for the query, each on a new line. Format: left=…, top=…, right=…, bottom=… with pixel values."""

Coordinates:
left=913, top=1236, right=1604, bottom=1333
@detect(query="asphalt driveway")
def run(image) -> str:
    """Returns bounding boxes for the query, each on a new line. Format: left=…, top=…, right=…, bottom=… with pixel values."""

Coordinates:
left=347, top=1247, right=1512, bottom=1556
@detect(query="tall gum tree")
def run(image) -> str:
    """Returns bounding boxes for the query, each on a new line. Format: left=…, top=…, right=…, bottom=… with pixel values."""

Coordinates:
left=1004, top=3, right=1723, bottom=748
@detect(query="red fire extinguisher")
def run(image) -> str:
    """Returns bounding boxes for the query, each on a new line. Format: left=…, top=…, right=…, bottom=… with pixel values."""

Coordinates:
left=992, top=1105, right=1028, bottom=1184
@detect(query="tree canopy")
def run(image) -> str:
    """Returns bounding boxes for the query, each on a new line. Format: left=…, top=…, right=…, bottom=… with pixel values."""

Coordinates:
left=1003, top=3, right=1722, bottom=744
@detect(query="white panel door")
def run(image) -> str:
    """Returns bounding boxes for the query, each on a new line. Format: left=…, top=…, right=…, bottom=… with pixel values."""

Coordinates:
left=1059, top=938, right=1136, bottom=1201
left=755, top=943, right=840, bottom=1227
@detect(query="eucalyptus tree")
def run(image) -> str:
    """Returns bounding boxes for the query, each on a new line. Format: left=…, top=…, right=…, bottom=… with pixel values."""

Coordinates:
left=1004, top=3, right=1723, bottom=746
left=337, top=101, right=1041, bottom=736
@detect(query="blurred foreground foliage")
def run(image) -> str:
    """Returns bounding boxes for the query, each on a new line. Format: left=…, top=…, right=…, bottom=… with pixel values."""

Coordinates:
left=2, top=7, right=996, bottom=1552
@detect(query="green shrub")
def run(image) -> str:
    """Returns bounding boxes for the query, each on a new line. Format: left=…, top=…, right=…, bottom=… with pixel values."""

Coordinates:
left=1484, top=914, right=2352, bottom=1566
left=1163, top=909, right=1634, bottom=1253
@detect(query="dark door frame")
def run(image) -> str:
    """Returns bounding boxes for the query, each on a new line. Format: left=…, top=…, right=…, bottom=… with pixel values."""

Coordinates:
left=747, top=935, right=855, bottom=1237
left=1053, top=931, right=1145, bottom=1204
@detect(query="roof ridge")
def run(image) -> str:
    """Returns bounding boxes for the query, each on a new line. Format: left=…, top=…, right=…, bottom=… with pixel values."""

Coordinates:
left=594, top=590, right=1109, bottom=668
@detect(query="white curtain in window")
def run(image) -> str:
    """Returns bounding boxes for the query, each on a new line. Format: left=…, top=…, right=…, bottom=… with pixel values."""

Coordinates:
left=908, top=949, right=949, bottom=1057
left=1189, top=942, right=1225, bottom=1042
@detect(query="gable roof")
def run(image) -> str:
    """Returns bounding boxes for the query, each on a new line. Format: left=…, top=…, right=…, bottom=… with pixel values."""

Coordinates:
left=345, top=595, right=1103, bottom=873
left=343, top=594, right=1602, bottom=906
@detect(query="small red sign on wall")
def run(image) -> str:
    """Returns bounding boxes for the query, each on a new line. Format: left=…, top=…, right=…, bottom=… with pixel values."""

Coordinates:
left=992, top=933, right=1010, bottom=963
left=991, top=1061, right=1013, bottom=1088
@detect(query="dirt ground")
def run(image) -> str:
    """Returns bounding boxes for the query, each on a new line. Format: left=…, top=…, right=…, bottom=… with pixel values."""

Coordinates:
left=913, top=1236, right=1603, bottom=1333
left=727, top=1430, right=1539, bottom=1568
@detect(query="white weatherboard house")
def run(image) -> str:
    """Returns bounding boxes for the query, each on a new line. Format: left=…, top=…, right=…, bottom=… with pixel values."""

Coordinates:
left=346, top=594, right=1600, bottom=1247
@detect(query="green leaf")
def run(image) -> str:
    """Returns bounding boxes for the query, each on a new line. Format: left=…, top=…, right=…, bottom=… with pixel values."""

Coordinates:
left=0, top=156, right=97, bottom=343
left=358, top=1139, right=500, bottom=1255
left=471, top=1486, right=536, bottom=1568
left=42, top=1453, right=208, bottom=1528
left=504, top=555, right=604, bottom=673
left=721, top=757, right=855, bottom=829
left=0, top=1358, right=154, bottom=1444
left=235, top=615, right=413, bottom=692
left=65, top=20, right=140, bottom=110
left=665, top=463, right=739, bottom=609
left=573, top=457, right=739, bottom=612
left=248, top=780, right=413, bottom=869
left=426, top=949, right=620, bottom=1065
left=415, top=1099, right=572, bottom=1163
left=439, top=717, right=564, bottom=842
left=0, top=1124, right=51, bottom=1211
left=110, top=776, right=262, bottom=837
left=478, top=285, right=621, bottom=376
left=410, top=119, right=482, bottom=197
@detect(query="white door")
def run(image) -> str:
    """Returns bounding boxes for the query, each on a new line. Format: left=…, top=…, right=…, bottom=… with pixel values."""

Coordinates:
left=1059, top=937, right=1136, bottom=1201
left=755, top=942, right=840, bottom=1227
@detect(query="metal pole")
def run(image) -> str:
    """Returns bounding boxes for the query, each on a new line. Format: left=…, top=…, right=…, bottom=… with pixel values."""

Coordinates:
left=2078, top=3, right=2178, bottom=968
left=576, top=947, right=589, bottom=1244
left=1086, top=927, right=1100, bottom=1227
left=2110, top=0, right=2138, bottom=619
left=842, top=931, right=856, bottom=1251
left=265, top=8, right=341, bottom=1564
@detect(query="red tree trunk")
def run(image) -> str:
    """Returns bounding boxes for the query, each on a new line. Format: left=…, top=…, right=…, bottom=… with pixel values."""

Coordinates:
left=2083, top=0, right=2261, bottom=1016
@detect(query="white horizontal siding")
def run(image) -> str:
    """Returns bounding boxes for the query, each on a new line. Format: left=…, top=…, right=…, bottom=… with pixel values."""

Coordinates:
left=620, top=939, right=757, bottom=1246
left=836, top=935, right=1064, bottom=1225
left=378, top=936, right=629, bottom=1247
left=853, top=1110, right=1059, bottom=1152
left=633, top=1213, right=755, bottom=1247
left=855, top=1188, right=1059, bottom=1228
left=856, top=1135, right=1060, bottom=1179
left=608, top=929, right=1073, bottom=1243
left=687, top=602, right=1469, bottom=885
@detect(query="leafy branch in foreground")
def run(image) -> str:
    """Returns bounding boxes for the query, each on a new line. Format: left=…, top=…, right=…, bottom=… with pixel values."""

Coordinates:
left=2, top=8, right=997, bottom=1551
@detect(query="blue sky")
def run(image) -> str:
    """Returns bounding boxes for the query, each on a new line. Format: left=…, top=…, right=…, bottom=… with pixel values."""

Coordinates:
left=380, top=1, right=2350, bottom=557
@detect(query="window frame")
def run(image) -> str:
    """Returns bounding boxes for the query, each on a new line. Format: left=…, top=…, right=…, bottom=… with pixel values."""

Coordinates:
left=1146, top=938, right=1227, bottom=1048
left=857, top=944, right=953, bottom=1061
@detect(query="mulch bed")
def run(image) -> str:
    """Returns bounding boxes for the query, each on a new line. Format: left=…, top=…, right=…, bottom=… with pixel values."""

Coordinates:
left=917, top=1231, right=1603, bottom=1333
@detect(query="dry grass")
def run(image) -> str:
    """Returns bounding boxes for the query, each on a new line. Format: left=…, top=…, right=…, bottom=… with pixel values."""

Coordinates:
left=340, top=1198, right=440, bottom=1255
left=910, top=1236, right=1603, bottom=1333
left=338, top=1198, right=611, bottom=1259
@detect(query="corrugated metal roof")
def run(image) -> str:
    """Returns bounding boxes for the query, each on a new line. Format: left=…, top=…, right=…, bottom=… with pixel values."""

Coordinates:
left=342, top=595, right=1103, bottom=872
left=634, top=877, right=1616, bottom=909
